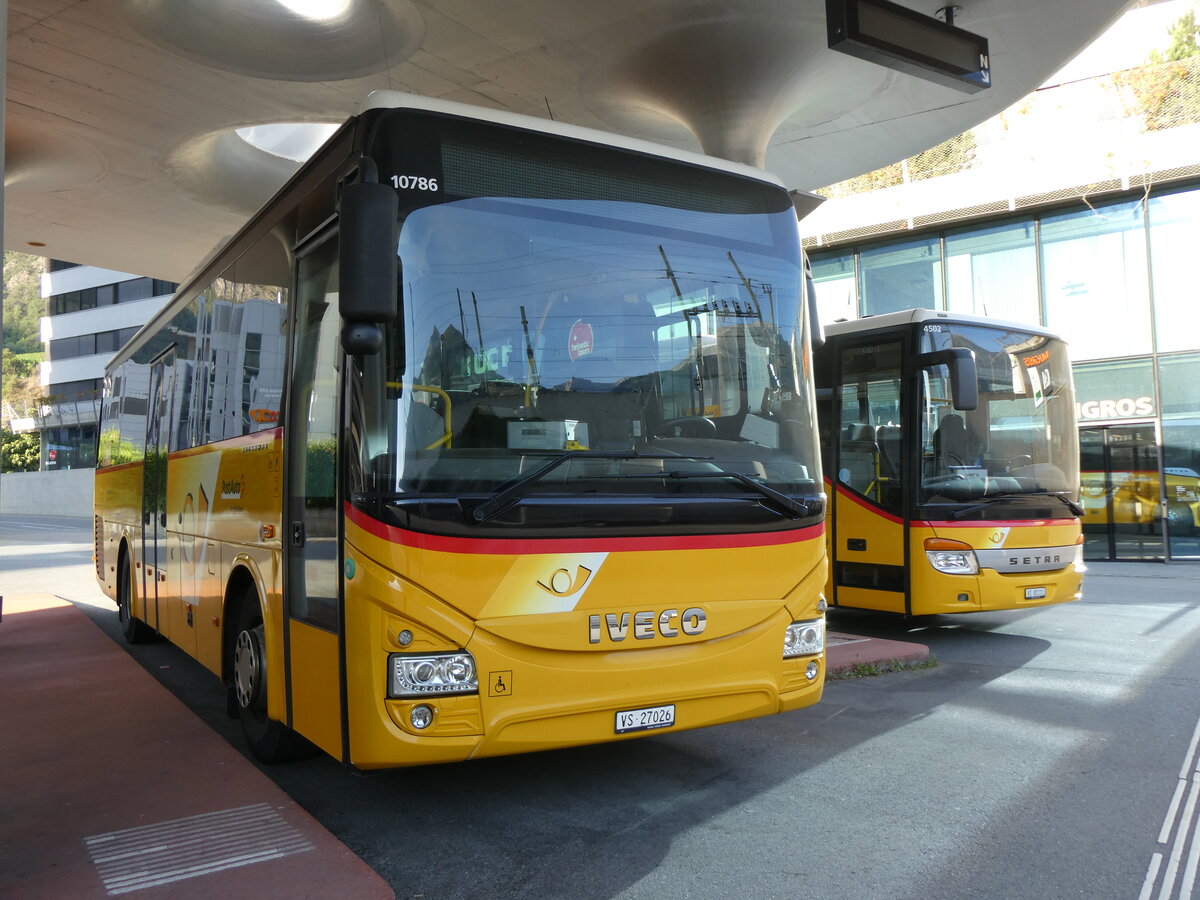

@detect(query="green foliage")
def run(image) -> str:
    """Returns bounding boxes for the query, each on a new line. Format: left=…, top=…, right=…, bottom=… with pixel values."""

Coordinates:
left=3, top=251, right=45, bottom=355
left=1150, top=7, right=1199, bottom=64
left=1, top=425, right=40, bottom=473
left=98, top=426, right=143, bottom=467
left=2, top=348, right=47, bottom=421
left=1116, top=7, right=1200, bottom=132
left=828, top=655, right=938, bottom=680
left=816, top=132, right=978, bottom=199
left=304, top=438, right=338, bottom=500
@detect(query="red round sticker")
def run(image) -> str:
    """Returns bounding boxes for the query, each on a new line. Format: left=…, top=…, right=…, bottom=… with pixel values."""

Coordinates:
left=568, top=320, right=594, bottom=361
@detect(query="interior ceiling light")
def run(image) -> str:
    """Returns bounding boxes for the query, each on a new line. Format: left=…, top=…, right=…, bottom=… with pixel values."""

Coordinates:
left=236, top=124, right=339, bottom=162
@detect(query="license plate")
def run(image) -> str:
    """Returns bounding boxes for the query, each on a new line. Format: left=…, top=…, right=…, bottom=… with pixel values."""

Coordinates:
left=615, top=703, right=675, bottom=734
left=1025, top=586, right=1047, bottom=600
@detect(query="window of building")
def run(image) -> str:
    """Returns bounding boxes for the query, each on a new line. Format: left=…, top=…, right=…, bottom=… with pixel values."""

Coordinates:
left=945, top=220, right=1040, bottom=325
left=859, top=237, right=942, bottom=316
left=1158, top=353, right=1200, bottom=559
left=48, top=379, right=103, bottom=401
left=1073, top=358, right=1156, bottom=423
left=1148, top=187, right=1200, bottom=354
left=117, top=277, right=153, bottom=303
left=1041, top=200, right=1151, bottom=361
left=42, top=424, right=97, bottom=470
left=810, top=251, right=857, bottom=323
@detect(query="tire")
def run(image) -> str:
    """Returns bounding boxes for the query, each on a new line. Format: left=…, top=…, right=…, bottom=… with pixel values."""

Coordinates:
left=230, top=589, right=314, bottom=763
left=1166, top=502, right=1195, bottom=537
left=117, top=551, right=155, bottom=644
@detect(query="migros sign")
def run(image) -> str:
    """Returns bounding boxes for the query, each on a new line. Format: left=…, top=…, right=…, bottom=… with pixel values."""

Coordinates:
left=1076, top=396, right=1155, bottom=421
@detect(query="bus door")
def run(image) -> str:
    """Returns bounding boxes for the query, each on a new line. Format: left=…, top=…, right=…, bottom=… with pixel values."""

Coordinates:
left=140, top=348, right=176, bottom=635
left=830, top=338, right=908, bottom=613
left=283, top=236, right=345, bottom=759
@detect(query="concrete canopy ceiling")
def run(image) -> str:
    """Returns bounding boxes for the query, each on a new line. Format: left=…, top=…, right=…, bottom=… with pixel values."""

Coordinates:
left=6, top=0, right=1127, bottom=282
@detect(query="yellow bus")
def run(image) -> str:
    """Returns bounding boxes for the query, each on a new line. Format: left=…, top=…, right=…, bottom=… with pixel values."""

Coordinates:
left=813, top=309, right=1084, bottom=616
left=93, top=92, right=828, bottom=769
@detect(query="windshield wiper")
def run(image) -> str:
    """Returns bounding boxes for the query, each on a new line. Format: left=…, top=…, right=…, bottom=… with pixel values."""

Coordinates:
left=949, top=491, right=1084, bottom=520
left=466, top=450, right=711, bottom=525
left=614, top=469, right=818, bottom=519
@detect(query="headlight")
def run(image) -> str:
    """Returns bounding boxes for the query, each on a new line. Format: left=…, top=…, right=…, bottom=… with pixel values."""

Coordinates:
left=924, top=538, right=979, bottom=574
left=783, top=618, right=824, bottom=658
left=388, top=652, right=478, bottom=698
left=1073, top=535, right=1087, bottom=573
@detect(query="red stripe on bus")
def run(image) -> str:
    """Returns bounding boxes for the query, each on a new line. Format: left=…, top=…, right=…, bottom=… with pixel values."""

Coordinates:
left=832, top=482, right=904, bottom=525
left=345, top=501, right=823, bottom=554
left=914, top=518, right=1079, bottom=528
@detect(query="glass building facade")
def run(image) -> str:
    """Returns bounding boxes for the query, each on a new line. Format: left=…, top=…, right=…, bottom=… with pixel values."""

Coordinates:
left=809, top=180, right=1200, bottom=562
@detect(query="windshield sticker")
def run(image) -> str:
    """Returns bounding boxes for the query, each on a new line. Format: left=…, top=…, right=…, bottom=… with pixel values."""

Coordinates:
left=568, top=319, right=594, bottom=361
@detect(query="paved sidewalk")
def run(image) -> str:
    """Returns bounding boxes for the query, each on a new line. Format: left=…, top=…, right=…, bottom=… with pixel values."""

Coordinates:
left=0, top=594, right=394, bottom=900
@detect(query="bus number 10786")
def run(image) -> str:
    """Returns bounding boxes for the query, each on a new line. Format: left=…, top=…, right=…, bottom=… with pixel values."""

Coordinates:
left=390, top=175, right=439, bottom=191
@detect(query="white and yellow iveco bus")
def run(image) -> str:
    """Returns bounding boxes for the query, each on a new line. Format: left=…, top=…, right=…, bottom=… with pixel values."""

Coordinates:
left=814, top=308, right=1084, bottom=616
left=93, top=93, right=828, bottom=769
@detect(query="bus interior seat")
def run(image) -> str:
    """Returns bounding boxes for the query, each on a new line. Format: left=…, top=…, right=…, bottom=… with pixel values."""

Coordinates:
left=934, top=414, right=969, bottom=468
left=838, top=423, right=879, bottom=491
left=875, top=424, right=901, bottom=479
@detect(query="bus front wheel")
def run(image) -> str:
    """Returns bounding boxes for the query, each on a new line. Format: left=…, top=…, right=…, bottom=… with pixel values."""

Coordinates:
left=231, top=593, right=313, bottom=763
left=117, top=551, right=155, bottom=644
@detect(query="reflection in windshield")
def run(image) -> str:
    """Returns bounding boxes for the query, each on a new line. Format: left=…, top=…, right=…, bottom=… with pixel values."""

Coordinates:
left=352, top=196, right=822, bottom=530
left=920, top=325, right=1079, bottom=506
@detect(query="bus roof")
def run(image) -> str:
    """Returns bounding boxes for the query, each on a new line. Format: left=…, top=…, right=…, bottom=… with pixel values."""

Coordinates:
left=108, top=93, right=819, bottom=374
left=822, top=308, right=1065, bottom=342
left=360, top=91, right=794, bottom=189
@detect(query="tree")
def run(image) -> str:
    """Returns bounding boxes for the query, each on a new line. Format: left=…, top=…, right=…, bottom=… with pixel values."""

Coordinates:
left=1115, top=4, right=1200, bottom=132
left=1150, top=6, right=1199, bottom=64
left=3, top=251, right=45, bottom=354
left=1, top=425, right=39, bottom=473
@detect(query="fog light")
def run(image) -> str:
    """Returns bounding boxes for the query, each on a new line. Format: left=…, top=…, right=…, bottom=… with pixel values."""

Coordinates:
left=805, top=661, right=820, bottom=680
left=410, top=704, right=434, bottom=730
left=784, top=618, right=824, bottom=658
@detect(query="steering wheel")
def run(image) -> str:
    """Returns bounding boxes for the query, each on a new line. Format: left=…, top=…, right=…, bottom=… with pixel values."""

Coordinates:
left=653, top=416, right=718, bottom=438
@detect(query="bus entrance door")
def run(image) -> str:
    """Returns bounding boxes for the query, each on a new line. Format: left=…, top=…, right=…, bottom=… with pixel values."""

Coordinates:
left=282, top=240, right=345, bottom=759
left=140, top=350, right=175, bottom=635
left=829, top=339, right=908, bottom=614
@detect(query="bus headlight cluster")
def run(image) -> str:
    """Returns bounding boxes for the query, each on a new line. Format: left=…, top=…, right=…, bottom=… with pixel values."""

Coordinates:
left=783, top=618, right=824, bottom=658
left=388, top=652, right=478, bottom=698
left=924, top=538, right=979, bottom=574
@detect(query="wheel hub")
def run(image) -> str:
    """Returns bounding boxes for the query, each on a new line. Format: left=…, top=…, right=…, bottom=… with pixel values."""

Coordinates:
left=233, top=626, right=264, bottom=710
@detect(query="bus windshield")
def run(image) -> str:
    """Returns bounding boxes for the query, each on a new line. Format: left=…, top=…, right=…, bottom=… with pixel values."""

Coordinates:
left=920, top=324, right=1078, bottom=506
left=353, top=192, right=822, bottom=533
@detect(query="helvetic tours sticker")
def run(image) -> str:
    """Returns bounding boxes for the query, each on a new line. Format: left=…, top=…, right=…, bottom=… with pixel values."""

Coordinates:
left=568, top=320, right=594, bottom=361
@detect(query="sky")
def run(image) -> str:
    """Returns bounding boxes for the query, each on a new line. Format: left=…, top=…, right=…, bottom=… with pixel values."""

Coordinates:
left=1045, top=0, right=1193, bottom=85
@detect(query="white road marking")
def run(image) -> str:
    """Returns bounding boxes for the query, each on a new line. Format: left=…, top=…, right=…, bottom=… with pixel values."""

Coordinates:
left=1145, top=714, right=1200, bottom=899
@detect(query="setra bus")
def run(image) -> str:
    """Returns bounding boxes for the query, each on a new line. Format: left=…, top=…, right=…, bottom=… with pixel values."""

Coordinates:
left=813, top=308, right=1084, bottom=616
left=93, top=92, right=828, bottom=769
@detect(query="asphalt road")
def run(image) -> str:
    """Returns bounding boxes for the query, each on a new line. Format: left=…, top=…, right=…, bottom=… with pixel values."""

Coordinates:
left=3, top=513, right=1199, bottom=900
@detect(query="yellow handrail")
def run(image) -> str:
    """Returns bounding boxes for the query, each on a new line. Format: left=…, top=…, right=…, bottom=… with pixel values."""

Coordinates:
left=388, top=382, right=453, bottom=449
